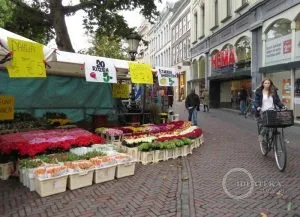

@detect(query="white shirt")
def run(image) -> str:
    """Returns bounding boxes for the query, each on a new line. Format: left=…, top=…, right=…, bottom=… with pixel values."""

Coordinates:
left=261, top=92, right=274, bottom=112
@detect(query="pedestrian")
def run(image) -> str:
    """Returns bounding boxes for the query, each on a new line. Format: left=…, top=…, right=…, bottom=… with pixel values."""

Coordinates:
left=203, top=88, right=210, bottom=112
left=238, top=87, right=248, bottom=115
left=254, top=78, right=286, bottom=146
left=185, top=89, right=200, bottom=126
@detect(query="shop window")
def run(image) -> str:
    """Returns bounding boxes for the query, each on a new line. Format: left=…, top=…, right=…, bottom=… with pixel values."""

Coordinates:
left=296, top=14, right=300, bottom=31
left=295, top=70, right=300, bottom=121
left=192, top=59, right=198, bottom=79
left=266, top=71, right=292, bottom=110
left=266, top=19, right=292, bottom=40
left=235, top=36, right=251, bottom=69
left=199, top=57, right=205, bottom=79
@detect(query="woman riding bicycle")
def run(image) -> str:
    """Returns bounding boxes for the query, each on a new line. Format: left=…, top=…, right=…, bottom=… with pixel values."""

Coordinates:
left=254, top=79, right=287, bottom=144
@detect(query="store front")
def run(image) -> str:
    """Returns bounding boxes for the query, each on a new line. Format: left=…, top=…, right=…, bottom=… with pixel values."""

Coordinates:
left=260, top=8, right=300, bottom=123
left=209, top=35, right=252, bottom=109
left=190, top=57, right=206, bottom=96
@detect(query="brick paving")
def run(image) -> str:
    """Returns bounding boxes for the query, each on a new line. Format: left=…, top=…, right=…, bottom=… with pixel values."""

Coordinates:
left=1, top=102, right=300, bottom=217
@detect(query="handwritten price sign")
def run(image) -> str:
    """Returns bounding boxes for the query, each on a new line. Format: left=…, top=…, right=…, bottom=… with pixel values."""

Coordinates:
left=0, top=96, right=14, bottom=120
left=7, top=38, right=46, bottom=78
left=112, top=84, right=130, bottom=98
left=129, top=62, right=153, bottom=84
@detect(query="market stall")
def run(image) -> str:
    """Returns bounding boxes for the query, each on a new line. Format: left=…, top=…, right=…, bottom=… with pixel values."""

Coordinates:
left=0, top=28, right=204, bottom=199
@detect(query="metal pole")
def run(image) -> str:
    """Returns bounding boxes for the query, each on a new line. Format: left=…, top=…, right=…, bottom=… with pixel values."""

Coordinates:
left=142, top=84, right=146, bottom=124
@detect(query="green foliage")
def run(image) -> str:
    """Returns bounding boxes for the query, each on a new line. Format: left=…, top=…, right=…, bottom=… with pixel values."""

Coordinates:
left=84, top=35, right=127, bottom=59
left=2, top=0, right=159, bottom=52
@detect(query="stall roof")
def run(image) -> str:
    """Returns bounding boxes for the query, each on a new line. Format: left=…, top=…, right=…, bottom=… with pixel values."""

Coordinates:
left=0, top=28, right=158, bottom=79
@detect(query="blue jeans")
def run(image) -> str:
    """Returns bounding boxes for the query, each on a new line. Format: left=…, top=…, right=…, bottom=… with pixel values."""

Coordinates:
left=240, top=100, right=246, bottom=114
left=188, top=108, right=198, bottom=126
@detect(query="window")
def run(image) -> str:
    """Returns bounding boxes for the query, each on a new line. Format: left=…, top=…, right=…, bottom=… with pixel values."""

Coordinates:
left=175, top=25, right=179, bottom=40
left=235, top=36, right=251, bottom=64
left=179, top=42, right=182, bottom=61
left=176, top=45, right=179, bottom=62
left=187, top=13, right=191, bottom=30
left=199, top=57, right=206, bottom=79
left=266, top=19, right=292, bottom=40
left=187, top=38, right=191, bottom=58
left=179, top=21, right=182, bottom=36
left=227, top=0, right=231, bottom=17
left=183, top=16, right=187, bottom=33
left=172, top=48, right=175, bottom=65
left=296, top=14, right=300, bottom=31
left=242, top=0, right=247, bottom=5
left=194, top=12, right=198, bottom=41
left=172, top=28, right=175, bottom=42
left=201, top=5, right=205, bottom=36
left=215, top=0, right=219, bottom=26
left=183, top=39, right=187, bottom=59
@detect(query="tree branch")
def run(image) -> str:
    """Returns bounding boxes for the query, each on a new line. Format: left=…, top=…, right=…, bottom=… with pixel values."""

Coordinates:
left=63, top=0, right=103, bottom=14
left=9, top=0, right=51, bottom=22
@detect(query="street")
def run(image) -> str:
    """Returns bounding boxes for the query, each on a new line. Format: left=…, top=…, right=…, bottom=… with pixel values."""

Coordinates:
left=1, top=103, right=300, bottom=217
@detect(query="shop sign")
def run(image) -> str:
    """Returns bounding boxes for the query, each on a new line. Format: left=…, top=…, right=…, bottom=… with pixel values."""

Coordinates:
left=128, top=62, right=153, bottom=84
left=0, top=96, right=14, bottom=120
left=84, top=57, right=117, bottom=83
left=295, top=31, right=300, bottom=58
left=157, top=67, right=178, bottom=87
left=7, top=38, right=46, bottom=78
left=112, top=84, right=130, bottom=98
left=211, top=48, right=236, bottom=70
left=265, top=34, right=292, bottom=66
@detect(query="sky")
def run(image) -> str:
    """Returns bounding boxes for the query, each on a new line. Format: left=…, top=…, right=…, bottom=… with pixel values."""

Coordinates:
left=47, top=0, right=178, bottom=52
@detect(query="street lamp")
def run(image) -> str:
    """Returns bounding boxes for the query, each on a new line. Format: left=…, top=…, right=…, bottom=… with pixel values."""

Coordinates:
left=126, top=32, right=141, bottom=61
left=126, top=33, right=142, bottom=114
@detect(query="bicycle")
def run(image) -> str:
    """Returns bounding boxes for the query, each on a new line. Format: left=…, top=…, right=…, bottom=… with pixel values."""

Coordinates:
left=257, top=108, right=294, bottom=172
left=244, top=98, right=255, bottom=119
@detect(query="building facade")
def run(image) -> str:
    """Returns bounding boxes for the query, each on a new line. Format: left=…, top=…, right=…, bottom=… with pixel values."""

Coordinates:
left=189, top=0, right=300, bottom=123
left=170, top=0, right=192, bottom=101
left=136, top=19, right=152, bottom=64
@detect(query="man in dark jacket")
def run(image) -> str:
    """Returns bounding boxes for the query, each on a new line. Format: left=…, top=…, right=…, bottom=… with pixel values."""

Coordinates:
left=185, top=89, right=200, bottom=126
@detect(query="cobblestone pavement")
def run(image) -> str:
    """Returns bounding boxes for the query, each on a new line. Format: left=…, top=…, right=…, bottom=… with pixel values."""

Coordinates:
left=1, top=102, right=300, bottom=217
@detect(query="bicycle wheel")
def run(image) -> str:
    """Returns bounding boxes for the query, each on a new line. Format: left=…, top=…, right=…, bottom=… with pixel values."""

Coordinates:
left=258, top=124, right=269, bottom=156
left=274, top=130, right=287, bottom=172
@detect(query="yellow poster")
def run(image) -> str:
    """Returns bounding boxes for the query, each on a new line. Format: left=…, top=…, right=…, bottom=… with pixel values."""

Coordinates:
left=0, top=96, right=14, bottom=120
left=7, top=38, right=46, bottom=78
left=112, top=84, right=130, bottom=98
left=129, top=62, right=153, bottom=84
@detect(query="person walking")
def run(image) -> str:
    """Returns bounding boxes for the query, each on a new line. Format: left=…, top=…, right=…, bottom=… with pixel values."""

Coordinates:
left=185, top=89, right=200, bottom=126
left=238, top=87, right=248, bottom=115
left=203, top=88, right=210, bottom=112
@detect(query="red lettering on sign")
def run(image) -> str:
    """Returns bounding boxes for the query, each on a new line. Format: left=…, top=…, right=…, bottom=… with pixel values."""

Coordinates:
left=211, top=48, right=236, bottom=69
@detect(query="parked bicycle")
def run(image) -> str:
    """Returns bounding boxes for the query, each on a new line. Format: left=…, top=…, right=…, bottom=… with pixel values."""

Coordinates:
left=257, top=108, right=294, bottom=172
left=244, top=98, right=255, bottom=119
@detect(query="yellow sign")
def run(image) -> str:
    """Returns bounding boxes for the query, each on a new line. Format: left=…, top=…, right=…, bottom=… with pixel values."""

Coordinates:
left=0, top=96, right=14, bottom=120
left=129, top=62, right=153, bottom=84
left=7, top=38, right=46, bottom=78
left=112, top=84, right=130, bottom=98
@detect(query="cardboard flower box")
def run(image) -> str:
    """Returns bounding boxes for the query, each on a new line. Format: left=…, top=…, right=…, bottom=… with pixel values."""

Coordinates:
left=140, top=151, right=154, bottom=165
left=116, top=161, right=136, bottom=178
left=68, top=169, right=94, bottom=190
left=154, top=150, right=166, bottom=163
left=94, top=165, right=117, bottom=184
left=35, top=175, right=68, bottom=197
left=0, top=162, right=13, bottom=180
left=126, top=147, right=140, bottom=162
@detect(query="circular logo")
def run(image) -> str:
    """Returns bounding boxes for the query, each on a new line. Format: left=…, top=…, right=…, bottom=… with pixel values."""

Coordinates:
left=222, top=168, right=255, bottom=200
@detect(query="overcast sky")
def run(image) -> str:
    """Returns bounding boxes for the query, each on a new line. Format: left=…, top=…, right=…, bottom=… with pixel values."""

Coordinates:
left=47, top=0, right=177, bottom=52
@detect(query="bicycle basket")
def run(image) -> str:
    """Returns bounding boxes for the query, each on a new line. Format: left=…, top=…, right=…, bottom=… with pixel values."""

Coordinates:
left=262, top=110, right=294, bottom=128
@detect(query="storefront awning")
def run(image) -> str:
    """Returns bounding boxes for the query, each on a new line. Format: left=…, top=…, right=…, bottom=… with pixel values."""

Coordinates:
left=259, top=61, right=300, bottom=74
left=208, top=70, right=251, bottom=81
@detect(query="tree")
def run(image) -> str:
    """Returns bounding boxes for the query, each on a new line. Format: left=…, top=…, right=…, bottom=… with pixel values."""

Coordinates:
left=2, top=0, right=54, bottom=44
left=7, top=0, right=159, bottom=52
left=83, top=35, right=127, bottom=60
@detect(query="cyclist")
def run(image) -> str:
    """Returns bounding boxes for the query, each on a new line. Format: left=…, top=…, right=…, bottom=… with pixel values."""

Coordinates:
left=254, top=78, right=286, bottom=145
